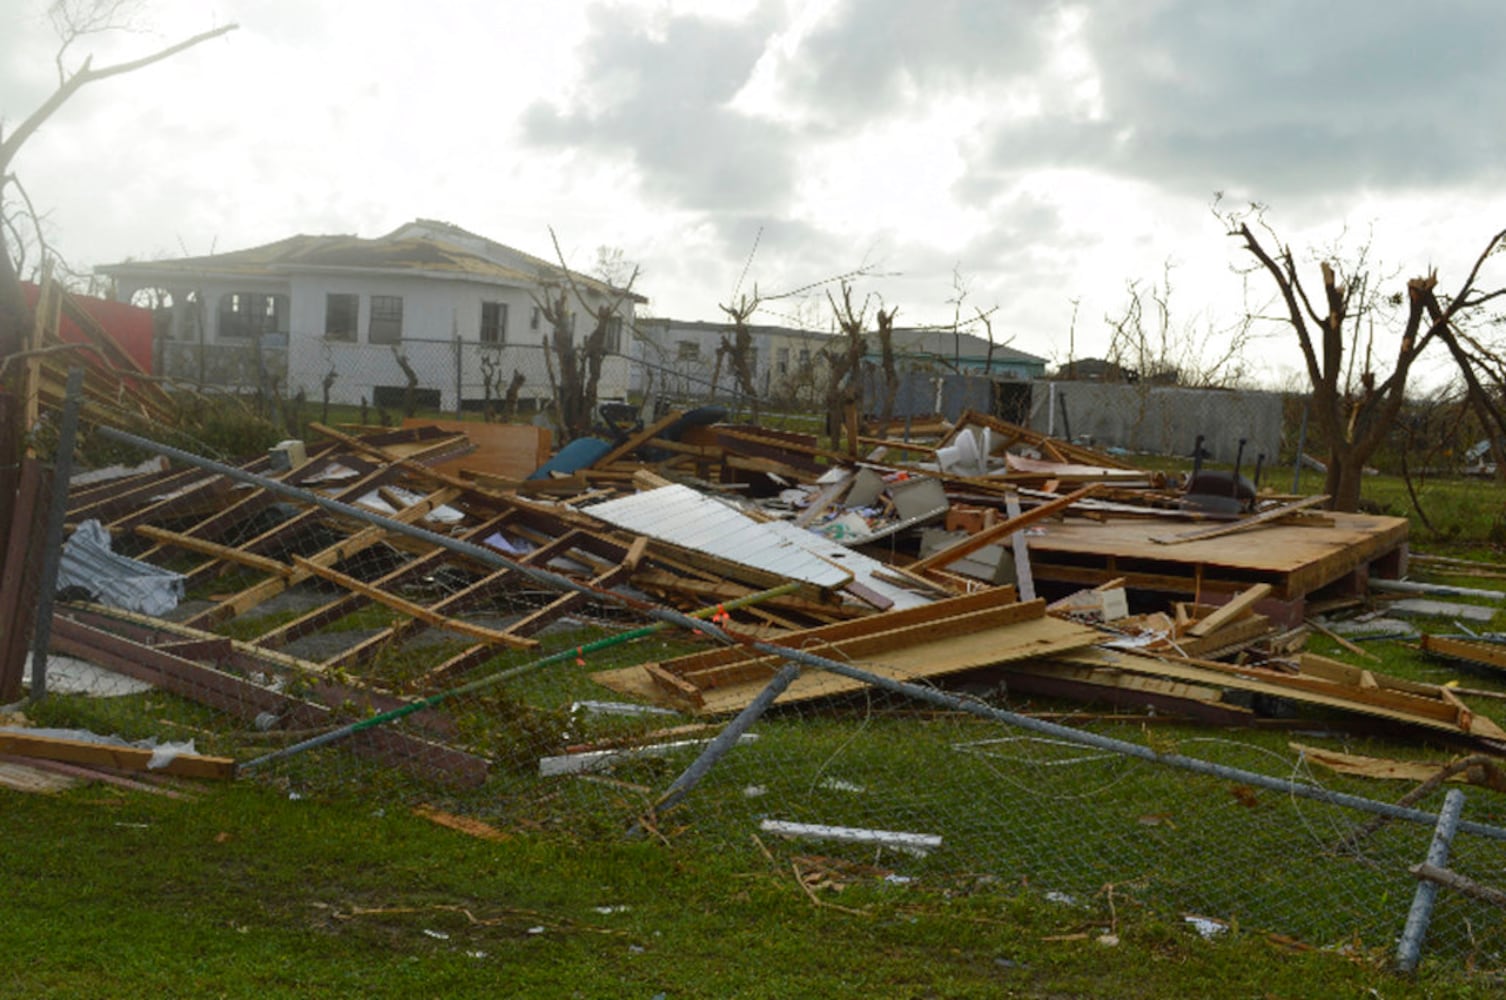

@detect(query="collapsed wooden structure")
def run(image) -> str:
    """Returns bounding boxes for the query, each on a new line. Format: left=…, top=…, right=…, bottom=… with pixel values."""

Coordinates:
left=5, top=381, right=1502, bottom=787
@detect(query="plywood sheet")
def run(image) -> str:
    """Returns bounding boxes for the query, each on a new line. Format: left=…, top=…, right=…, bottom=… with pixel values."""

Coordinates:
left=1021, top=510, right=1408, bottom=598
left=401, top=418, right=551, bottom=480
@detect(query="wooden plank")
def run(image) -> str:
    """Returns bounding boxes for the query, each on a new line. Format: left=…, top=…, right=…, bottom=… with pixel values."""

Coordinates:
left=1061, top=648, right=1506, bottom=739
left=183, top=485, right=462, bottom=628
left=677, top=599, right=1056, bottom=690
left=1185, top=583, right=1273, bottom=637
left=133, top=525, right=293, bottom=578
left=692, top=616, right=1100, bottom=715
left=1150, top=495, right=1332, bottom=545
left=21, top=262, right=59, bottom=451
left=400, top=417, right=551, bottom=480
left=794, top=470, right=854, bottom=528
left=290, top=556, right=537, bottom=650
left=589, top=410, right=685, bottom=469
left=614, top=595, right=1101, bottom=714
left=909, top=485, right=1098, bottom=574
left=252, top=510, right=517, bottom=649
left=0, top=731, right=235, bottom=781
left=1420, top=634, right=1506, bottom=674
left=0, top=459, right=47, bottom=701
left=1304, top=616, right=1380, bottom=661
left=1004, top=490, right=1035, bottom=602
left=63, top=605, right=460, bottom=743
left=1170, top=614, right=1272, bottom=659
left=654, top=587, right=1029, bottom=678
left=52, top=613, right=488, bottom=785
left=644, top=662, right=707, bottom=706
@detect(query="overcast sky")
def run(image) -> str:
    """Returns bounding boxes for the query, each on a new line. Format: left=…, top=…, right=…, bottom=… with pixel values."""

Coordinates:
left=4, top=0, right=1506, bottom=386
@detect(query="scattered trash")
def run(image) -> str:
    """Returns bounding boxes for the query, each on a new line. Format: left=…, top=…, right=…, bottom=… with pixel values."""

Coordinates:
left=1184, top=915, right=1229, bottom=939
left=760, top=819, right=942, bottom=857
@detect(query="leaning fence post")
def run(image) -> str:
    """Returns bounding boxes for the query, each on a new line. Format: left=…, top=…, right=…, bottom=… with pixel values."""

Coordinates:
left=1396, top=788, right=1467, bottom=973
left=28, top=366, right=86, bottom=703
left=631, top=662, right=801, bottom=835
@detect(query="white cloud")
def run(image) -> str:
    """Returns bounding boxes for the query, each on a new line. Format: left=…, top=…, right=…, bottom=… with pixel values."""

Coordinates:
left=3, top=0, right=1505, bottom=387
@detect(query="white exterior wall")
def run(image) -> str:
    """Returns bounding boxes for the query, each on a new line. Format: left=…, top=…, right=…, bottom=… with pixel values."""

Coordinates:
left=283, top=274, right=633, bottom=410
left=114, top=265, right=635, bottom=410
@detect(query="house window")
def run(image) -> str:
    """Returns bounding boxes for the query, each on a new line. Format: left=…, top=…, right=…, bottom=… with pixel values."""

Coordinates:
left=480, top=301, right=508, bottom=345
left=530, top=306, right=540, bottom=330
left=325, top=293, right=358, bottom=341
left=369, top=295, right=403, bottom=344
left=677, top=341, right=700, bottom=362
left=798, top=349, right=811, bottom=366
left=219, top=292, right=288, bottom=339
left=604, top=316, right=623, bottom=353
left=776, top=347, right=789, bottom=375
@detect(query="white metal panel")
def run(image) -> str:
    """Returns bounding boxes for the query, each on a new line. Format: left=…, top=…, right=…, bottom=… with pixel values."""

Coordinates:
left=584, top=485, right=853, bottom=589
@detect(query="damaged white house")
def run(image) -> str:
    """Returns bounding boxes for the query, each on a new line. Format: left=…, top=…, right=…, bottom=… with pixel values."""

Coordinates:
left=97, top=219, right=646, bottom=411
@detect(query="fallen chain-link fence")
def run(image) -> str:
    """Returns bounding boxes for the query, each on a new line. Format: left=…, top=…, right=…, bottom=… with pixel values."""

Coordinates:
left=9, top=387, right=1506, bottom=980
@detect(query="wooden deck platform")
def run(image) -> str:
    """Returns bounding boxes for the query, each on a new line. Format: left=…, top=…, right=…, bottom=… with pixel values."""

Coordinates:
left=1017, top=510, right=1409, bottom=603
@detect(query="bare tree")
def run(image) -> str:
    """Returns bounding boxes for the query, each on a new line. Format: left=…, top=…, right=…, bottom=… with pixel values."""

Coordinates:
left=716, top=292, right=761, bottom=420
left=1, top=3, right=237, bottom=363
left=536, top=229, right=640, bottom=442
left=873, top=302, right=900, bottom=427
left=1105, top=262, right=1252, bottom=387
left=1230, top=206, right=1506, bottom=511
left=822, top=282, right=876, bottom=454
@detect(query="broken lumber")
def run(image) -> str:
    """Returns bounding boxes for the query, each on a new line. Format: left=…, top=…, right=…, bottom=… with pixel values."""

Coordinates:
left=1149, top=495, right=1331, bottom=545
left=0, top=730, right=235, bottom=780
left=909, top=484, right=1098, bottom=575
left=1186, top=584, right=1272, bottom=638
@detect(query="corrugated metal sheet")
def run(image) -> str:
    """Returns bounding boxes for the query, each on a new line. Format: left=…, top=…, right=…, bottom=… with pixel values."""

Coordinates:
left=584, top=485, right=852, bottom=589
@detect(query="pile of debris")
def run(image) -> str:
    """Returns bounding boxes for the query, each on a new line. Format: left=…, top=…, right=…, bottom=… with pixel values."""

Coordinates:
left=4, top=397, right=1501, bottom=793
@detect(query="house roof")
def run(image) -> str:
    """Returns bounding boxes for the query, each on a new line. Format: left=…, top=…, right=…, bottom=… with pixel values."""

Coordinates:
left=97, top=221, right=646, bottom=302
left=637, top=320, right=1048, bottom=365
left=886, top=328, right=1047, bottom=366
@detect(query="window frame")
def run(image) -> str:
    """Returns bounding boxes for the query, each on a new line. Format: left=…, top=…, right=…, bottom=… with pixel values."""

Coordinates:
left=368, top=294, right=404, bottom=345
left=325, top=293, right=359, bottom=342
left=480, top=301, right=509, bottom=345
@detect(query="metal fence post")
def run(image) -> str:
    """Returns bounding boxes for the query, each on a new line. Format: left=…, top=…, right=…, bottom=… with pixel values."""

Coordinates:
left=453, top=335, right=463, bottom=417
left=1396, top=788, right=1467, bottom=973
left=28, top=366, right=86, bottom=703
left=634, top=662, right=801, bottom=831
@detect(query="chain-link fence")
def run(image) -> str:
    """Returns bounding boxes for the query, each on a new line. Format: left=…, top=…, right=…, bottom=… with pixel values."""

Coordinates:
left=8, top=383, right=1504, bottom=978
left=158, top=337, right=636, bottom=425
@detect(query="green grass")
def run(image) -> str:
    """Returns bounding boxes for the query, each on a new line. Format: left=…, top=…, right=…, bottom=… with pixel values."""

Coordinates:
left=1, top=781, right=1483, bottom=999
left=22, top=462, right=1506, bottom=994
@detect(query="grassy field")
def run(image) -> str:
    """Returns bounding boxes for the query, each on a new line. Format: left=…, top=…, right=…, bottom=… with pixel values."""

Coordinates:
left=14, top=430, right=1506, bottom=995
left=0, top=780, right=1485, bottom=999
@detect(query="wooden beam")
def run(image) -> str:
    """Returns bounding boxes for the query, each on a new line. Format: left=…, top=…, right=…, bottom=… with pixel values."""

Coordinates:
left=589, top=410, right=685, bottom=469
left=1185, top=583, right=1272, bottom=638
left=0, top=731, right=235, bottom=780
left=183, top=485, right=461, bottom=628
left=133, top=524, right=292, bottom=578
left=909, top=485, right=1098, bottom=574
left=290, top=556, right=537, bottom=650
left=1150, top=495, right=1331, bottom=545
